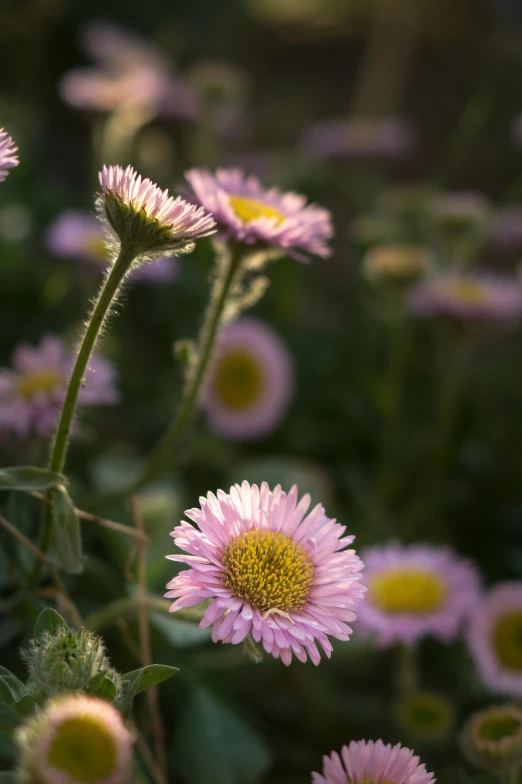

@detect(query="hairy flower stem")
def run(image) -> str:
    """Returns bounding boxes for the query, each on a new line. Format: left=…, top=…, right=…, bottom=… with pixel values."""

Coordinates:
left=88, top=243, right=245, bottom=508
left=395, top=644, right=419, bottom=696
left=29, top=244, right=136, bottom=586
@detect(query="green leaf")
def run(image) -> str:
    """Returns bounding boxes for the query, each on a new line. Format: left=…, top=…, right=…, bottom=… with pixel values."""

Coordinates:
left=92, top=675, right=117, bottom=702
left=33, top=607, right=69, bottom=638
left=0, top=466, right=66, bottom=492
left=83, top=671, right=109, bottom=695
left=51, top=486, right=83, bottom=574
left=0, top=680, right=15, bottom=708
left=174, top=689, right=272, bottom=784
left=0, top=773, right=17, bottom=783
left=10, top=696, right=39, bottom=717
left=116, top=673, right=141, bottom=717
left=0, top=676, right=22, bottom=707
left=0, top=704, right=21, bottom=735
left=122, top=664, right=178, bottom=696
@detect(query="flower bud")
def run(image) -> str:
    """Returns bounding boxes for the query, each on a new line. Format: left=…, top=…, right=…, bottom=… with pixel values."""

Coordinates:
left=461, top=704, right=522, bottom=774
left=394, top=690, right=454, bottom=744
left=22, top=627, right=121, bottom=702
left=15, top=694, right=134, bottom=784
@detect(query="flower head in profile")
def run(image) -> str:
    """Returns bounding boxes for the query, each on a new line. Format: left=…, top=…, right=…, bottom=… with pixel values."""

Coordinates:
left=358, top=542, right=480, bottom=647
left=166, top=481, right=365, bottom=665
left=468, top=582, right=522, bottom=697
left=0, top=335, right=118, bottom=439
left=363, top=244, right=433, bottom=287
left=46, top=210, right=178, bottom=284
left=300, top=116, right=417, bottom=161
left=462, top=704, right=522, bottom=774
left=184, top=167, right=333, bottom=261
left=60, top=20, right=199, bottom=119
left=202, top=317, right=293, bottom=440
left=97, top=165, right=216, bottom=260
left=408, top=271, right=522, bottom=323
left=0, top=128, right=19, bottom=182
left=312, top=739, right=435, bottom=784
left=15, top=694, right=133, bottom=784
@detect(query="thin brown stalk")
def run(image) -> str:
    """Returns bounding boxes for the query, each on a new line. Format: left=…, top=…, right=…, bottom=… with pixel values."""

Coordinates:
left=135, top=728, right=168, bottom=784
left=130, top=495, right=167, bottom=779
left=0, top=510, right=83, bottom=627
left=30, top=491, right=148, bottom=543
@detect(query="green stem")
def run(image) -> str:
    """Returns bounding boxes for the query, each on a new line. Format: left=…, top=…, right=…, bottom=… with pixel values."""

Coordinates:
left=504, top=768, right=520, bottom=784
left=29, top=244, right=136, bottom=585
left=376, top=311, right=411, bottom=500
left=89, top=243, right=245, bottom=506
left=395, top=644, right=419, bottom=695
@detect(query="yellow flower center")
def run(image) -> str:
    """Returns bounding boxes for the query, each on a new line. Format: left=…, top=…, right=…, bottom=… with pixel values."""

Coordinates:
left=447, top=280, right=488, bottom=305
left=47, top=716, right=118, bottom=782
left=17, top=370, right=62, bottom=400
left=222, top=529, right=314, bottom=614
left=229, top=195, right=285, bottom=225
left=369, top=568, right=447, bottom=614
left=214, top=350, right=264, bottom=409
left=493, top=611, right=522, bottom=671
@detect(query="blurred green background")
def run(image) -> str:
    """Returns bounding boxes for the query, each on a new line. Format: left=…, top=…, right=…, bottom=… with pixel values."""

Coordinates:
left=3, top=0, right=522, bottom=781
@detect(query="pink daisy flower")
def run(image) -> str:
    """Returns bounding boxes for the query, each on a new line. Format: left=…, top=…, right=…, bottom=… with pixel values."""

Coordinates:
left=408, top=271, right=522, bottom=323
left=300, top=116, right=417, bottom=161
left=60, top=20, right=199, bottom=120
left=0, top=334, right=119, bottom=439
left=184, top=167, right=334, bottom=261
left=16, top=694, right=133, bottom=784
left=45, top=210, right=178, bottom=283
left=358, top=542, right=481, bottom=647
left=165, top=481, right=365, bottom=665
left=98, top=165, right=216, bottom=259
left=468, top=581, right=522, bottom=698
left=0, top=128, right=19, bottom=182
left=201, top=317, right=293, bottom=440
left=312, top=739, right=435, bottom=784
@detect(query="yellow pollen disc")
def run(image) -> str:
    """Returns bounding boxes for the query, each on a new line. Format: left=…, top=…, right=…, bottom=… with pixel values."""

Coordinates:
left=447, top=280, right=488, bottom=304
left=214, top=350, right=264, bottom=409
left=47, top=716, right=118, bottom=782
left=493, top=611, right=522, bottom=671
left=229, top=194, right=285, bottom=225
left=369, top=568, right=447, bottom=614
left=222, top=529, right=314, bottom=614
left=17, top=370, right=62, bottom=400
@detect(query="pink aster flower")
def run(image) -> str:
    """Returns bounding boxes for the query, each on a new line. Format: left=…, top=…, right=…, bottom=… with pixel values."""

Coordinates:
left=15, top=694, right=133, bottom=784
left=358, top=542, right=481, bottom=647
left=165, top=481, right=365, bottom=666
left=45, top=210, right=178, bottom=284
left=0, top=334, right=119, bottom=439
left=0, top=128, right=19, bottom=182
left=98, top=164, right=216, bottom=258
left=201, top=317, right=293, bottom=440
left=300, top=116, right=417, bottom=161
left=184, top=167, right=334, bottom=260
left=468, top=581, right=522, bottom=698
left=60, top=20, right=199, bottom=120
left=408, top=271, right=522, bottom=323
left=312, top=739, right=435, bottom=784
